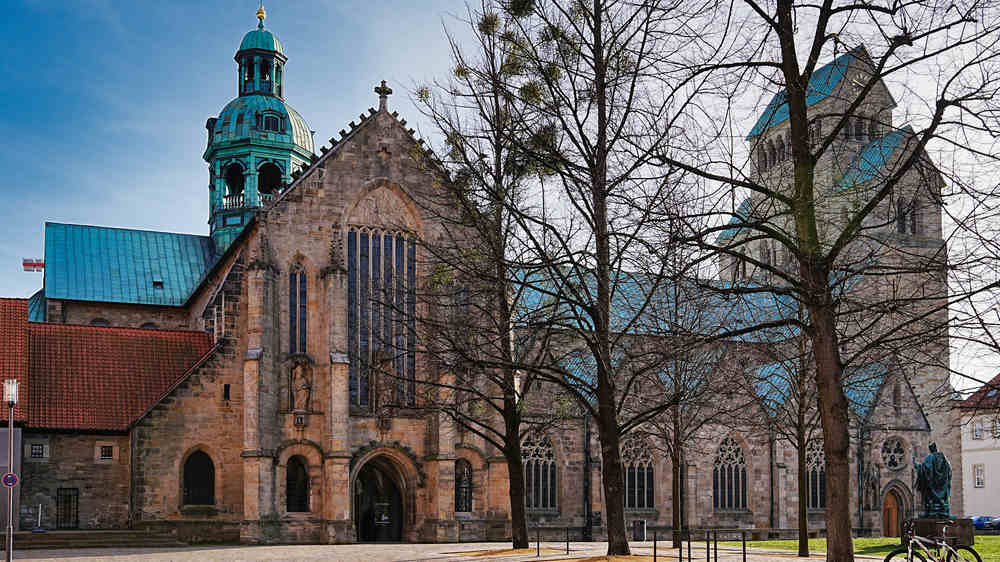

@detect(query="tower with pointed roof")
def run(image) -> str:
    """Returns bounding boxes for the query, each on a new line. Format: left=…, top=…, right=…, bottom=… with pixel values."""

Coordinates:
left=204, top=5, right=315, bottom=252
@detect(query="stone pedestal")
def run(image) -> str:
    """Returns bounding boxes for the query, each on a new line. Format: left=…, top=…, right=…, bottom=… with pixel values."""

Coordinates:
left=904, top=518, right=974, bottom=548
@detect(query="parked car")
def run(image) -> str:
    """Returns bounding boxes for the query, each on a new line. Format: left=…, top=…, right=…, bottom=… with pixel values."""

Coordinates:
left=984, top=517, right=1000, bottom=530
left=973, top=516, right=994, bottom=530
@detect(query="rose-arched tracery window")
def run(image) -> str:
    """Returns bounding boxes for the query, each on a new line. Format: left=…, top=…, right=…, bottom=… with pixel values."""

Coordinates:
left=522, top=435, right=556, bottom=510
left=713, top=437, right=747, bottom=511
left=622, top=437, right=654, bottom=510
left=805, top=440, right=826, bottom=510
left=881, top=438, right=906, bottom=471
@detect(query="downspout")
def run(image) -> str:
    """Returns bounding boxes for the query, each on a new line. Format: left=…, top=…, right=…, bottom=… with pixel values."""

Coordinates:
left=583, top=414, right=592, bottom=541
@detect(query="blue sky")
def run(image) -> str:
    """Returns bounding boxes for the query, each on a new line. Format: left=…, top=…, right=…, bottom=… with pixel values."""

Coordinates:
left=0, top=0, right=466, bottom=298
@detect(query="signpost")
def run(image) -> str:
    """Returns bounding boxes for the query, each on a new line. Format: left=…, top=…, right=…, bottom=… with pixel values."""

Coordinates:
left=4, top=379, right=18, bottom=562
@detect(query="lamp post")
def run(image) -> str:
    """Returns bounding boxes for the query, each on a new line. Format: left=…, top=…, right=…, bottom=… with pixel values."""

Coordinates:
left=4, top=379, right=17, bottom=562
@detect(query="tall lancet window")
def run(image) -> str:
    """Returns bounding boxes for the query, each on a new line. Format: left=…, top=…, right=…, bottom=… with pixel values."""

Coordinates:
left=522, top=434, right=557, bottom=510
left=713, top=437, right=747, bottom=511
left=289, top=265, right=307, bottom=354
left=622, top=437, right=655, bottom=510
left=347, top=229, right=418, bottom=408
left=805, top=440, right=826, bottom=510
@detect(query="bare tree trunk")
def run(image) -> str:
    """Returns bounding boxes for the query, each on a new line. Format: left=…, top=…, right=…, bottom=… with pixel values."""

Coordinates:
left=808, top=299, right=854, bottom=562
left=505, top=437, right=529, bottom=549
left=797, top=426, right=809, bottom=557
left=671, top=446, right=682, bottom=548
left=596, top=394, right=629, bottom=555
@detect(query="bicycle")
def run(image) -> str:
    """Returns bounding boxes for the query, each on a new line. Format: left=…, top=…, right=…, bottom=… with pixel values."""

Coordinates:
left=884, top=520, right=981, bottom=562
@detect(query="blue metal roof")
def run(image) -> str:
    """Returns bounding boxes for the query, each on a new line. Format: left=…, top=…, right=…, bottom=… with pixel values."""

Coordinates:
left=717, top=197, right=753, bottom=244
left=239, top=27, right=283, bottom=55
left=27, top=289, right=45, bottom=322
left=514, top=267, right=799, bottom=343
left=746, top=50, right=856, bottom=139
left=752, top=361, right=886, bottom=420
left=43, top=223, right=218, bottom=307
left=844, top=362, right=887, bottom=420
left=835, top=128, right=909, bottom=191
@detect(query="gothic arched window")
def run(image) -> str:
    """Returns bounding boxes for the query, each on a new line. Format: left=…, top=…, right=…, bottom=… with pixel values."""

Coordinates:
left=713, top=437, right=747, bottom=511
left=183, top=450, right=215, bottom=505
left=289, top=265, right=307, bottom=354
left=523, top=435, right=557, bottom=510
left=805, top=440, right=826, bottom=510
left=455, top=459, right=473, bottom=513
left=622, top=437, right=654, bottom=510
left=347, top=230, right=418, bottom=408
left=881, top=438, right=906, bottom=470
left=286, top=455, right=309, bottom=512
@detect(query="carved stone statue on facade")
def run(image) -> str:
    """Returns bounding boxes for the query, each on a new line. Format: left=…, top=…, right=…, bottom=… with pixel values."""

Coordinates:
left=913, top=442, right=951, bottom=518
left=291, top=364, right=312, bottom=412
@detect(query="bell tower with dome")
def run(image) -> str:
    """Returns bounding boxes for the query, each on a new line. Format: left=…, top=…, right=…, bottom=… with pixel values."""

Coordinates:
left=204, top=4, right=315, bottom=251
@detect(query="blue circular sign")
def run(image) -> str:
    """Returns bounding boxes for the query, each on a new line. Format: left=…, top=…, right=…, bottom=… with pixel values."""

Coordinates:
left=2, top=473, right=17, bottom=488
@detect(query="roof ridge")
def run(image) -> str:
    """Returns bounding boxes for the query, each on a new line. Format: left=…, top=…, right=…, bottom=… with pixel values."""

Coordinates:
left=27, top=322, right=213, bottom=337
left=45, top=222, right=210, bottom=239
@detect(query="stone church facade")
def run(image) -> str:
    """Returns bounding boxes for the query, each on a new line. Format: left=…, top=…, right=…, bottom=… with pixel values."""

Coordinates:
left=0, top=12, right=962, bottom=545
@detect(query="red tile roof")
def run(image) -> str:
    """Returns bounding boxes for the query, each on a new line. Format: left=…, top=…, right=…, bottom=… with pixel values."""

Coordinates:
left=27, top=323, right=214, bottom=431
left=0, top=299, right=28, bottom=422
left=963, top=372, right=1000, bottom=411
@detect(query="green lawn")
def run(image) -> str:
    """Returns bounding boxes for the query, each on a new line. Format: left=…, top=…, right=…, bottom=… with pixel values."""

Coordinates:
left=719, top=536, right=1000, bottom=560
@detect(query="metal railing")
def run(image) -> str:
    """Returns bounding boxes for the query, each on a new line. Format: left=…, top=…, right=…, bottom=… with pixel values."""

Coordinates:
left=223, top=193, right=245, bottom=209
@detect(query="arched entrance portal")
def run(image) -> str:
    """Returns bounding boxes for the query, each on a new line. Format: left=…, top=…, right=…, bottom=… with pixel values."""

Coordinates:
left=883, top=490, right=901, bottom=537
left=354, top=456, right=404, bottom=542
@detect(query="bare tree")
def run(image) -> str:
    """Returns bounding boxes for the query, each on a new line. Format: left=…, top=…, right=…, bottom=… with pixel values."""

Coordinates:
left=405, top=2, right=564, bottom=548
left=657, top=2, right=1000, bottom=559
left=481, top=0, right=709, bottom=553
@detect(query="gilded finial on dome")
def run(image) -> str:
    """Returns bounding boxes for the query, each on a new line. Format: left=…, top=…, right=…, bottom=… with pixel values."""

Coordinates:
left=256, top=3, right=267, bottom=28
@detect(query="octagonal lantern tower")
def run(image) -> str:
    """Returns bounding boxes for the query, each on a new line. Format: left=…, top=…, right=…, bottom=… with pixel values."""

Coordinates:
left=204, top=5, right=315, bottom=251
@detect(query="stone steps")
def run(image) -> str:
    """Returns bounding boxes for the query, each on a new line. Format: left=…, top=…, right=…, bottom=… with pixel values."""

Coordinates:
left=5, top=530, right=188, bottom=550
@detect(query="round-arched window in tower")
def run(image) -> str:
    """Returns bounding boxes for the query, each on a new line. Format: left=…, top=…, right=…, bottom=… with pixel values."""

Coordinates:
left=224, top=163, right=245, bottom=196
left=258, top=162, right=283, bottom=197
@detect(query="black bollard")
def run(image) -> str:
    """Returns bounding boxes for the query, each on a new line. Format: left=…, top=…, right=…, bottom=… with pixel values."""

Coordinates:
left=706, top=531, right=710, bottom=562
left=537, top=526, right=540, bottom=557
left=566, top=526, right=569, bottom=555
left=714, top=530, right=718, bottom=562
left=687, top=530, right=691, bottom=561
left=654, top=530, right=657, bottom=562
left=742, top=530, right=746, bottom=562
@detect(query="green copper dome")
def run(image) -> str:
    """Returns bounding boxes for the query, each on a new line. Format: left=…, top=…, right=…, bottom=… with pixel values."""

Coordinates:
left=211, top=94, right=314, bottom=155
left=239, top=28, right=283, bottom=55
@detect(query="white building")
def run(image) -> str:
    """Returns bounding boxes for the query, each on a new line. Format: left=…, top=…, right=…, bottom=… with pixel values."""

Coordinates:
left=962, top=373, right=1000, bottom=516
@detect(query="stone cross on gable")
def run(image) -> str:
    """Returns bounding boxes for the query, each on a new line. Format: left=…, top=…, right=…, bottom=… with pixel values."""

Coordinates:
left=375, top=80, right=393, bottom=112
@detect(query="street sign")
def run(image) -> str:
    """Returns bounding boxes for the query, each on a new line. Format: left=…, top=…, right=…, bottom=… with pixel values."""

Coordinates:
left=2, top=473, right=17, bottom=488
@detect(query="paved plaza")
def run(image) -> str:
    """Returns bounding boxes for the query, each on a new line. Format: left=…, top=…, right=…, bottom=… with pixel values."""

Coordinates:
left=10, top=541, right=881, bottom=561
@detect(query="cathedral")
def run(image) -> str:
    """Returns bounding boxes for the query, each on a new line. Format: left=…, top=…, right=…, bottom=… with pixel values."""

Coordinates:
left=0, top=10, right=962, bottom=545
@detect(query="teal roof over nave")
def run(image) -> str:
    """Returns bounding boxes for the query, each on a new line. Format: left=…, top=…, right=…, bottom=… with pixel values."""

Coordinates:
left=43, top=223, right=218, bottom=307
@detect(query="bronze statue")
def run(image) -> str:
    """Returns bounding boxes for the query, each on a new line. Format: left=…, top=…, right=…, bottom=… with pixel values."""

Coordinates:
left=913, top=442, right=951, bottom=518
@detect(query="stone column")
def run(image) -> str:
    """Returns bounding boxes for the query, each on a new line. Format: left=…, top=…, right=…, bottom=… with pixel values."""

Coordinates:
left=325, top=352, right=354, bottom=543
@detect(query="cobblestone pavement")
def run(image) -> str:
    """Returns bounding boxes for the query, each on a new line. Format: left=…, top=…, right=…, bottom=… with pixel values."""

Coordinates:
left=12, top=541, right=880, bottom=561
